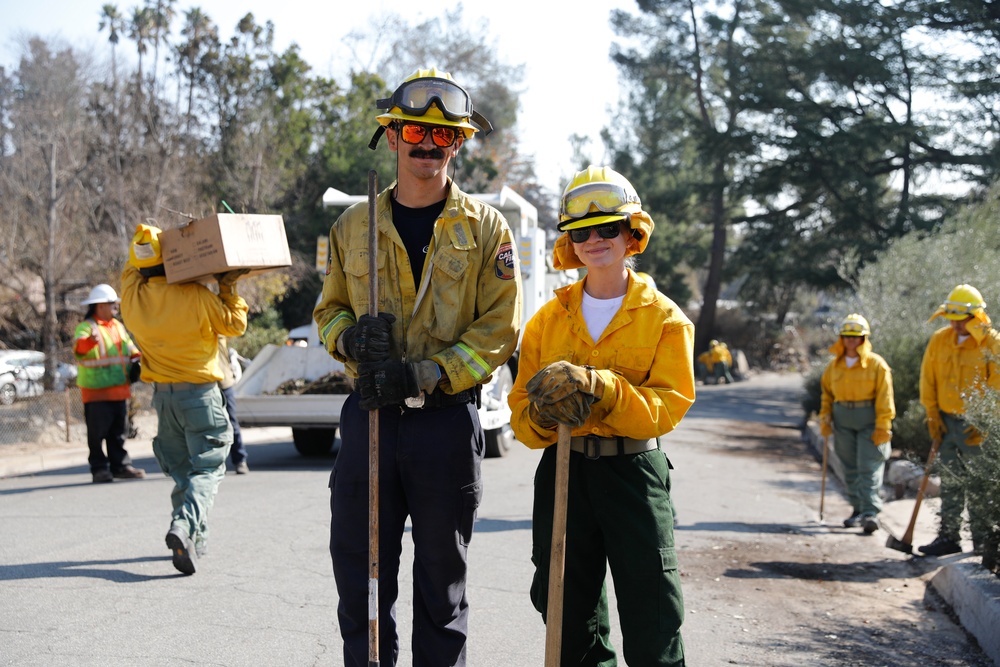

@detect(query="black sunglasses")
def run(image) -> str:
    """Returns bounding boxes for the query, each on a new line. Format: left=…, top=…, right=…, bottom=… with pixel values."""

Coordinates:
left=568, top=222, right=624, bottom=244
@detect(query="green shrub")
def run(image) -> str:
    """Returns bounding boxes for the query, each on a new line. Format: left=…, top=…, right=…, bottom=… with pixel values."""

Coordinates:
left=232, top=306, right=289, bottom=360
left=957, top=386, right=1000, bottom=575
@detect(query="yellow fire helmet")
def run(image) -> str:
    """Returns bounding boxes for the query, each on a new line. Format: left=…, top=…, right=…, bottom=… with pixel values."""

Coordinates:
left=929, top=284, right=992, bottom=341
left=931, top=284, right=986, bottom=321
left=839, top=313, right=871, bottom=337
left=129, top=223, right=163, bottom=268
left=552, top=165, right=653, bottom=270
left=368, top=68, right=493, bottom=149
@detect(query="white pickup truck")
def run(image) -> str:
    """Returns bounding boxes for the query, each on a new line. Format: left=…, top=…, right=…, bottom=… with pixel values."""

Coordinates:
left=234, top=185, right=561, bottom=459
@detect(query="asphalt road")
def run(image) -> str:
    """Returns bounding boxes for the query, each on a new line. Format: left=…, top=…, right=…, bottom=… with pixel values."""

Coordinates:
left=0, top=372, right=992, bottom=666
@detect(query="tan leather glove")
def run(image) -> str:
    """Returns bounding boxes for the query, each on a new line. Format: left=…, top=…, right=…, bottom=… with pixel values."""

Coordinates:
left=963, top=424, right=983, bottom=446
left=872, top=428, right=892, bottom=446
left=926, top=415, right=945, bottom=442
left=528, top=402, right=557, bottom=429
left=819, top=417, right=833, bottom=439
left=216, top=268, right=251, bottom=295
left=526, top=361, right=605, bottom=405
left=529, top=392, right=593, bottom=428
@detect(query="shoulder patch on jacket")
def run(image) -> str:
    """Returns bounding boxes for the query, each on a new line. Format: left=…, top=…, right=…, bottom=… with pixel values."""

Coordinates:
left=495, top=242, right=516, bottom=280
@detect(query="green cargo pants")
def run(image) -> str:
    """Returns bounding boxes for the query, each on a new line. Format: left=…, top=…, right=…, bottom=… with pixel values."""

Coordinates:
left=151, top=382, right=232, bottom=549
left=832, top=403, right=890, bottom=516
left=936, top=412, right=984, bottom=544
left=530, top=445, right=685, bottom=667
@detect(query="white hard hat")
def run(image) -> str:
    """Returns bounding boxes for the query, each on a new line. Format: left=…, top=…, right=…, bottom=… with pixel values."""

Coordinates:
left=82, top=284, right=119, bottom=305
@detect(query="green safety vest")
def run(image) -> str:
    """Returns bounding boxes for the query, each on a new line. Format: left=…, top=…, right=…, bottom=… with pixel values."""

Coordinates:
left=74, top=318, right=134, bottom=389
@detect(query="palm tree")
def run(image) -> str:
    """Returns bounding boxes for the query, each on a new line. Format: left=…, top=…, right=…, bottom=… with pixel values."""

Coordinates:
left=128, top=6, right=154, bottom=96
left=98, top=4, right=123, bottom=96
left=178, top=7, right=217, bottom=132
left=148, top=0, right=177, bottom=95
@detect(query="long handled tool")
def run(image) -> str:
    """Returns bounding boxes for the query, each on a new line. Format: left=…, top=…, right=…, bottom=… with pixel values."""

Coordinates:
left=886, top=438, right=941, bottom=554
left=819, top=435, right=830, bottom=522
left=544, top=424, right=572, bottom=667
left=366, top=169, right=380, bottom=667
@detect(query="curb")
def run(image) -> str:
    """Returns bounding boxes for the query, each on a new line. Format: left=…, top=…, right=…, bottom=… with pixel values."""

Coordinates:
left=801, top=420, right=1000, bottom=662
left=931, top=562, right=1000, bottom=665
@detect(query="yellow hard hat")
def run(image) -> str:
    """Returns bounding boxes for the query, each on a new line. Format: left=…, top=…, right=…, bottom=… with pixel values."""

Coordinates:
left=558, top=165, right=643, bottom=231
left=551, top=166, right=653, bottom=271
left=839, top=313, right=870, bottom=337
left=368, top=68, right=493, bottom=149
left=129, top=223, right=163, bottom=268
left=937, top=284, right=986, bottom=321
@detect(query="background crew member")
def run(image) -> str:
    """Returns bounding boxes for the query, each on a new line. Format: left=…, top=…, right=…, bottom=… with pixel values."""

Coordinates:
left=918, top=284, right=1000, bottom=556
left=818, top=313, right=895, bottom=534
left=120, top=223, right=248, bottom=575
left=74, top=283, right=144, bottom=483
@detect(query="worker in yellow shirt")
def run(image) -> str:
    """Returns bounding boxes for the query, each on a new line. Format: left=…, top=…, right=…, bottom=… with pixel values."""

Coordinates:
left=918, top=284, right=1000, bottom=556
left=818, top=314, right=895, bottom=534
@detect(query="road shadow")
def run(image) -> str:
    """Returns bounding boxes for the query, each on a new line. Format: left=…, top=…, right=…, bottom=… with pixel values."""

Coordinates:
left=0, top=555, right=186, bottom=583
left=722, top=552, right=972, bottom=583
left=677, top=520, right=830, bottom=536
left=474, top=517, right=532, bottom=533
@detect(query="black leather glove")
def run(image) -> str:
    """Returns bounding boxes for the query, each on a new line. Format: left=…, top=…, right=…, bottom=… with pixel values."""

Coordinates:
left=342, top=313, right=396, bottom=362
left=128, top=359, right=142, bottom=384
left=356, top=360, right=419, bottom=410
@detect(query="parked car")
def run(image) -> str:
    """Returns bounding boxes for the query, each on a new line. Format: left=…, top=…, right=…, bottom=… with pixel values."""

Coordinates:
left=0, top=350, right=78, bottom=405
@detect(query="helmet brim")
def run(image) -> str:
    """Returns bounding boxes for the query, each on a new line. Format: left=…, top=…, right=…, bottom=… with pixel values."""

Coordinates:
left=376, top=110, right=478, bottom=138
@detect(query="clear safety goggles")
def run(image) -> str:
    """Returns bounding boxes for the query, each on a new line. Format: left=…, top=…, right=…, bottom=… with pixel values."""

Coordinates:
left=560, top=182, right=641, bottom=220
left=568, top=222, right=624, bottom=244
left=840, top=322, right=867, bottom=335
left=396, top=122, right=459, bottom=147
left=942, top=300, right=976, bottom=317
left=376, top=77, right=473, bottom=122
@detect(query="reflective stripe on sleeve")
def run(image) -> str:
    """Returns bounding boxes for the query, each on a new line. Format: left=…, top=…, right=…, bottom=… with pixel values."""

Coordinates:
left=454, top=341, right=490, bottom=382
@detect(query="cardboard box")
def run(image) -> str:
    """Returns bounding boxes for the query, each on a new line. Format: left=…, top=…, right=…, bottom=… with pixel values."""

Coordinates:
left=160, top=214, right=292, bottom=284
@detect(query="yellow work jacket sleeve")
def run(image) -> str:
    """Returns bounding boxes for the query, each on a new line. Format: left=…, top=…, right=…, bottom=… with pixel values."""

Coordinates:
left=696, top=351, right=712, bottom=366
left=819, top=341, right=896, bottom=431
left=509, top=272, right=695, bottom=449
left=920, top=324, right=1000, bottom=419
left=314, top=182, right=522, bottom=393
left=120, top=264, right=248, bottom=384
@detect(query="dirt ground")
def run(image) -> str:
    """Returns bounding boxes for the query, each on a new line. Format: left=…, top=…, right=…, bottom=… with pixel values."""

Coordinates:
left=675, top=418, right=992, bottom=666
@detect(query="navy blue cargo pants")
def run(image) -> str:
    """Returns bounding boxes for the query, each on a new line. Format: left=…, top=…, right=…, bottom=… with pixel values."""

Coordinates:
left=330, top=392, right=484, bottom=667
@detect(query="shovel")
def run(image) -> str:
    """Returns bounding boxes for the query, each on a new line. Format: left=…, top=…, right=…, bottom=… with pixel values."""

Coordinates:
left=886, top=438, right=941, bottom=554
left=544, top=424, right=572, bottom=667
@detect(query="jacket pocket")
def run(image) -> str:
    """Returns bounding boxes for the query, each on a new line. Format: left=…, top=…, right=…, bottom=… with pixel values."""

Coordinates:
left=343, top=248, right=387, bottom=313
left=615, top=346, right=656, bottom=385
left=427, top=248, right=471, bottom=342
left=458, top=478, right=483, bottom=547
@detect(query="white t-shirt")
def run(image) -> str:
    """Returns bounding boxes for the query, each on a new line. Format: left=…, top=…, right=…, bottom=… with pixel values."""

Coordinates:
left=581, top=291, right=624, bottom=343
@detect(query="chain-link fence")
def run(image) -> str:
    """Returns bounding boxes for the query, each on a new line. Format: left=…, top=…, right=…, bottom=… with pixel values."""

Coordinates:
left=0, top=383, right=156, bottom=447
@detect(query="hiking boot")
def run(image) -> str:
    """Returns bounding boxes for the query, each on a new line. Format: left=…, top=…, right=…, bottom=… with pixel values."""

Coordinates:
left=235, top=461, right=250, bottom=475
left=861, top=514, right=880, bottom=535
left=113, top=465, right=146, bottom=479
left=165, top=526, right=198, bottom=575
left=92, top=469, right=114, bottom=484
left=918, top=536, right=962, bottom=557
left=842, top=511, right=862, bottom=528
